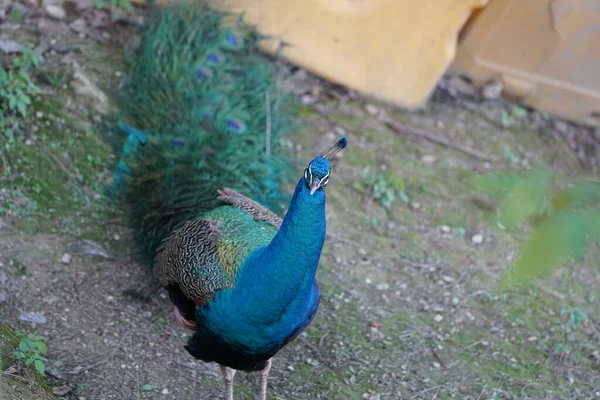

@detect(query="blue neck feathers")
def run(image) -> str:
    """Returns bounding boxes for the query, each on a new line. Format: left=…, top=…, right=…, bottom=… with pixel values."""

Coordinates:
left=229, top=177, right=326, bottom=325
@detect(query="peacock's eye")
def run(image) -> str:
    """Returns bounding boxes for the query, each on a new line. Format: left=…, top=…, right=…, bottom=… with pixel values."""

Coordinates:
left=304, top=169, right=309, bottom=181
left=322, top=178, right=329, bottom=187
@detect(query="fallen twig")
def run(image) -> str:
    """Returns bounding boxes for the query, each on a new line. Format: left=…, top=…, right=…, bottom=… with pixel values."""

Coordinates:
left=380, top=114, right=499, bottom=162
left=431, top=348, right=446, bottom=368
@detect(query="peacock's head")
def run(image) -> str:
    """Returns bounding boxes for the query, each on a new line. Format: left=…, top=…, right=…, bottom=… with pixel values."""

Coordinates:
left=304, top=136, right=347, bottom=195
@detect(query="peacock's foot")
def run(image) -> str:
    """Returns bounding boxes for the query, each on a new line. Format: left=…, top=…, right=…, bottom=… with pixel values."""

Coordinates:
left=173, top=306, right=196, bottom=330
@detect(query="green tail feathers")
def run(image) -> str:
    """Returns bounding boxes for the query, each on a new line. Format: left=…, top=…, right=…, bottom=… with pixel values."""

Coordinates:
left=108, top=2, right=294, bottom=260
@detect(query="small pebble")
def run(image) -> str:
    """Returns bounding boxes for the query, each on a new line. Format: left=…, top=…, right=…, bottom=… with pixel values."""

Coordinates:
left=440, top=225, right=451, bottom=233
left=161, top=389, right=169, bottom=395
left=433, top=362, right=441, bottom=369
left=482, top=80, right=503, bottom=100
left=434, top=314, right=443, bottom=322
left=60, top=253, right=72, bottom=264
left=421, top=154, right=436, bottom=164
left=376, top=283, right=389, bottom=291
left=365, top=103, right=379, bottom=115
left=44, top=4, right=66, bottom=20
left=452, top=297, right=459, bottom=305
left=36, top=111, right=44, bottom=118
left=471, top=234, right=484, bottom=244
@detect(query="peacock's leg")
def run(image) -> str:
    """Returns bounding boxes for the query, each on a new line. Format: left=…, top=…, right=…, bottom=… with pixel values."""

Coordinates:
left=220, top=365, right=236, bottom=400
left=258, top=359, right=272, bottom=400
left=172, top=306, right=196, bottom=330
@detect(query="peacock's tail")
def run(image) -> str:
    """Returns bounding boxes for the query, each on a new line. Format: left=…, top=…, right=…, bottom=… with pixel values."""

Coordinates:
left=107, top=2, right=294, bottom=262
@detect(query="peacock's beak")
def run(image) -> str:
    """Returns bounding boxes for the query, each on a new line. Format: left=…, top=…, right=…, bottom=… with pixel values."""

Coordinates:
left=309, top=180, right=320, bottom=195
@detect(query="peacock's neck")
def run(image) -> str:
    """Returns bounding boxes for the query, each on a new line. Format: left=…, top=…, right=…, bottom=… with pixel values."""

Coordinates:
left=232, top=177, right=326, bottom=325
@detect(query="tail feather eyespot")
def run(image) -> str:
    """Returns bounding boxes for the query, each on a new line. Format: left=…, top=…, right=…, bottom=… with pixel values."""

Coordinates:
left=226, top=118, right=247, bottom=134
left=207, top=51, right=225, bottom=64
left=195, top=66, right=214, bottom=80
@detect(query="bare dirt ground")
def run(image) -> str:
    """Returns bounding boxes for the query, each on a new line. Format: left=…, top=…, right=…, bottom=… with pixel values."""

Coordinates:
left=1, top=2, right=600, bottom=400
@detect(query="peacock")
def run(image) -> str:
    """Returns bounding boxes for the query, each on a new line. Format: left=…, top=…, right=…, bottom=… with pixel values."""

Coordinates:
left=107, top=3, right=347, bottom=399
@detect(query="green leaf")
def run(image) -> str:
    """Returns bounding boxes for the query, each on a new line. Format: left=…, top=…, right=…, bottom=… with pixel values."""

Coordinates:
left=551, top=181, right=600, bottom=211
left=495, top=168, right=552, bottom=230
left=504, top=211, right=589, bottom=285
left=14, top=351, right=25, bottom=359
left=570, top=308, right=588, bottom=329
left=142, top=384, right=153, bottom=391
left=398, top=191, right=410, bottom=204
left=25, top=357, right=34, bottom=365
left=34, top=359, right=45, bottom=375
left=471, top=171, right=522, bottom=198
left=19, top=341, right=30, bottom=352
left=512, top=105, right=528, bottom=119
left=590, top=212, right=600, bottom=243
left=16, top=101, right=26, bottom=117
left=33, top=341, right=47, bottom=355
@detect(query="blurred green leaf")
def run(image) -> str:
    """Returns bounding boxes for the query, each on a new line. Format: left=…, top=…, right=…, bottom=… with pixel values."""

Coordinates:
left=504, top=211, right=589, bottom=285
left=590, top=212, right=600, bottom=243
left=34, top=359, right=45, bottom=375
left=19, top=341, right=29, bottom=352
left=471, top=171, right=522, bottom=198
left=551, top=181, right=600, bottom=211
left=495, top=168, right=552, bottom=230
left=511, top=105, right=528, bottom=119
left=33, top=340, right=47, bottom=355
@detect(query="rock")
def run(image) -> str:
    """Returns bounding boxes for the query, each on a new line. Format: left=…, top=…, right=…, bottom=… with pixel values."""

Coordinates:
left=0, top=268, right=8, bottom=284
left=74, top=0, right=94, bottom=10
left=440, top=225, right=451, bottom=233
left=433, top=314, right=444, bottom=322
left=0, top=39, right=22, bottom=53
left=452, top=297, right=459, bottom=305
left=60, top=252, right=72, bottom=264
left=368, top=326, right=385, bottom=342
left=471, top=234, right=484, bottom=244
left=69, top=18, right=87, bottom=34
left=421, top=154, right=436, bottom=164
left=440, top=74, right=477, bottom=97
left=44, top=3, right=66, bottom=19
left=18, top=312, right=47, bottom=324
left=15, top=0, right=36, bottom=9
left=52, top=386, right=72, bottom=396
left=482, top=80, right=503, bottom=100
left=365, top=103, right=379, bottom=116
left=37, top=17, right=62, bottom=32
left=554, top=120, right=569, bottom=135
